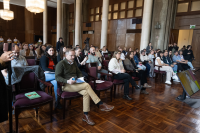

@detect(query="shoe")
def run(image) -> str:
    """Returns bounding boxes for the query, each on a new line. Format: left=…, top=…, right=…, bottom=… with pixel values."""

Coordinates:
left=135, top=85, right=140, bottom=90
left=173, top=79, right=180, bottom=83
left=55, top=101, right=63, bottom=109
left=99, top=103, right=114, bottom=111
left=143, top=83, right=152, bottom=88
left=140, top=90, right=149, bottom=95
left=165, top=81, right=172, bottom=85
left=82, top=114, right=95, bottom=125
left=191, top=68, right=195, bottom=71
left=123, top=95, right=133, bottom=100
left=149, top=73, right=152, bottom=78
left=172, top=75, right=179, bottom=80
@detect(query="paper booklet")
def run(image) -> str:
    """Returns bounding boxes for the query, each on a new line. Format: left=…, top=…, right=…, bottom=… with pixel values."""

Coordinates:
left=44, top=71, right=55, bottom=74
left=25, top=91, right=41, bottom=100
left=91, top=80, right=105, bottom=84
left=76, top=77, right=85, bottom=83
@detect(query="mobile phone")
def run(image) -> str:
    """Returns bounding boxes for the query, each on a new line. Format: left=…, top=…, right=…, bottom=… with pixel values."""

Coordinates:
left=72, top=76, right=77, bottom=81
left=3, top=43, right=15, bottom=51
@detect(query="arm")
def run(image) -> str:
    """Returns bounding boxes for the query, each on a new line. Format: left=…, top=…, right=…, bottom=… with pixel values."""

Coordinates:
left=124, top=59, right=135, bottom=71
left=40, top=56, right=55, bottom=72
left=156, top=58, right=165, bottom=66
left=108, top=59, right=121, bottom=73
left=75, top=63, right=83, bottom=78
left=55, top=62, right=67, bottom=84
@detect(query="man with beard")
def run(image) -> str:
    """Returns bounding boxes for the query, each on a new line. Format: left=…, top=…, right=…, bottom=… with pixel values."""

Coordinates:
left=55, top=49, right=114, bottom=126
left=86, top=46, right=108, bottom=79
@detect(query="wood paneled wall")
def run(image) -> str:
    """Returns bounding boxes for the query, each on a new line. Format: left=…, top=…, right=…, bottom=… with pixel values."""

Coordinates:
left=82, top=18, right=141, bottom=51
left=0, top=2, right=56, bottom=45
left=175, top=15, right=200, bottom=67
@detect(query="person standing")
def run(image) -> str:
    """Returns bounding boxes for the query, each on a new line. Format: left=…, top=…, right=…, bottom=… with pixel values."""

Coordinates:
left=56, top=37, right=64, bottom=53
left=146, top=43, right=153, bottom=55
left=183, top=45, right=195, bottom=62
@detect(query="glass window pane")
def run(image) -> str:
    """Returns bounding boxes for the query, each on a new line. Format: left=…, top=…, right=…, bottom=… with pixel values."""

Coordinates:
left=191, top=1, right=200, bottom=11
left=114, top=4, right=118, bottom=11
left=91, top=8, right=94, bottom=14
left=127, top=10, right=133, bottom=18
left=121, top=2, right=126, bottom=10
left=135, top=9, right=142, bottom=17
left=90, top=16, right=94, bottom=21
left=136, top=0, right=143, bottom=7
left=113, top=12, right=118, bottom=19
left=96, top=15, right=99, bottom=21
left=128, top=1, right=134, bottom=8
left=96, top=7, right=99, bottom=13
left=108, top=13, right=111, bottom=20
left=177, top=3, right=188, bottom=12
left=120, top=11, right=125, bottom=18
left=109, top=5, right=112, bottom=12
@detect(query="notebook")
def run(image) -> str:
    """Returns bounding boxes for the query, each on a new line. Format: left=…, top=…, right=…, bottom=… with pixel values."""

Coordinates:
left=25, top=91, right=41, bottom=100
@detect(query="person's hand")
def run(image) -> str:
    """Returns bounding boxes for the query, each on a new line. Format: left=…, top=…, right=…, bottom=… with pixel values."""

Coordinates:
left=67, top=77, right=76, bottom=85
left=139, top=62, right=142, bottom=64
left=98, top=66, right=101, bottom=70
left=171, top=65, right=174, bottom=67
left=138, top=68, right=142, bottom=70
left=149, top=61, right=152, bottom=63
left=84, top=56, right=88, bottom=62
left=173, top=62, right=177, bottom=65
left=120, top=69, right=126, bottom=73
left=136, top=70, right=139, bottom=73
left=188, top=53, right=191, bottom=54
left=0, top=51, right=13, bottom=62
left=165, top=64, right=169, bottom=66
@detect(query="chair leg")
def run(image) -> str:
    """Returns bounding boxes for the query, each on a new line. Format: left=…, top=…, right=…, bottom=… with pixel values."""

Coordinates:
left=50, top=86, right=53, bottom=95
left=15, top=109, right=19, bottom=133
left=69, top=99, right=71, bottom=106
left=35, top=107, right=38, bottom=115
left=114, top=85, right=116, bottom=98
left=50, top=101, right=53, bottom=122
left=47, top=86, right=50, bottom=95
left=63, top=99, right=66, bottom=119
left=110, top=87, right=113, bottom=102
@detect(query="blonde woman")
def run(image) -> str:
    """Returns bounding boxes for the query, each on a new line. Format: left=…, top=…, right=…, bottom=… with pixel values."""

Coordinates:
left=108, top=51, right=140, bottom=100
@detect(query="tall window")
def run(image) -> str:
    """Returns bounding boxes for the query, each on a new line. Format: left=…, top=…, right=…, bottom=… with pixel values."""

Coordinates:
left=177, top=0, right=200, bottom=15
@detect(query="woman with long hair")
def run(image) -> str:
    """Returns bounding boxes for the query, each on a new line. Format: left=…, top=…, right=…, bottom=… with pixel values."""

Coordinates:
left=57, top=46, right=67, bottom=62
left=146, top=42, right=153, bottom=55
left=108, top=51, right=140, bottom=100
left=155, top=51, right=179, bottom=84
left=29, top=44, right=36, bottom=57
left=20, top=42, right=34, bottom=56
left=40, top=46, right=61, bottom=109
left=124, top=51, right=151, bottom=94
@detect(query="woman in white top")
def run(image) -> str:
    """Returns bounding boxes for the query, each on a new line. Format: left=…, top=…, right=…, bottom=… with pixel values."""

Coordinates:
left=108, top=51, right=139, bottom=101
left=155, top=51, right=179, bottom=84
left=101, top=47, right=108, bottom=55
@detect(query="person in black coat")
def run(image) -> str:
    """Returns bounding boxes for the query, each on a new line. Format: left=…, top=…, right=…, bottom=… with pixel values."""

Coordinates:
left=40, top=46, right=62, bottom=109
left=56, top=37, right=64, bottom=53
left=183, top=45, right=195, bottom=62
left=75, top=47, right=88, bottom=78
left=0, top=51, right=13, bottom=123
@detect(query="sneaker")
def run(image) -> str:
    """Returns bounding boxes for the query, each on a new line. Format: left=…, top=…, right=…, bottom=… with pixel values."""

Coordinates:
left=191, top=68, right=195, bottom=71
left=140, top=90, right=149, bottom=95
left=172, top=75, right=179, bottom=80
left=173, top=79, right=180, bottom=83
left=143, top=83, right=152, bottom=88
left=165, top=81, right=172, bottom=85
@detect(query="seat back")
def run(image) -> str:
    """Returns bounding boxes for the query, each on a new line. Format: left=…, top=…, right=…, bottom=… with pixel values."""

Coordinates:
left=25, top=56, right=36, bottom=59
left=86, top=63, right=98, bottom=79
left=102, top=60, right=109, bottom=70
left=16, top=72, right=37, bottom=94
left=26, top=59, right=36, bottom=66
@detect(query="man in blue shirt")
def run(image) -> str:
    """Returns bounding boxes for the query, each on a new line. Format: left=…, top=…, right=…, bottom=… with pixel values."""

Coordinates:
left=173, top=51, right=190, bottom=71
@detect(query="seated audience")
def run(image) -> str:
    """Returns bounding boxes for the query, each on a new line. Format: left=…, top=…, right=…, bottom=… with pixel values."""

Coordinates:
left=75, top=45, right=80, bottom=48
left=39, top=46, right=61, bottom=109
left=55, top=49, right=114, bottom=125
left=35, top=45, right=46, bottom=59
left=122, top=47, right=127, bottom=55
left=118, top=48, right=125, bottom=60
left=135, top=48, right=140, bottom=58
left=155, top=51, right=179, bottom=84
left=148, top=50, right=155, bottom=77
left=108, top=51, right=140, bottom=100
left=133, top=51, right=146, bottom=70
left=155, top=49, right=161, bottom=57
left=168, top=44, right=173, bottom=51
left=183, top=45, right=195, bottom=62
left=75, top=47, right=88, bottom=78
left=179, top=50, right=195, bottom=70
left=1, top=46, right=28, bottom=84
left=128, top=47, right=132, bottom=52
left=124, top=51, right=151, bottom=94
left=86, top=47, right=108, bottom=79
left=146, top=42, right=153, bottom=55
left=173, top=51, right=190, bottom=71
left=57, top=46, right=67, bottom=62
left=20, top=42, right=34, bottom=56
left=95, top=47, right=102, bottom=62
left=140, top=50, right=153, bottom=77
left=101, top=46, right=108, bottom=55
left=29, top=44, right=37, bottom=57
left=173, top=43, right=179, bottom=51
left=163, top=51, right=178, bottom=73
left=17, top=43, right=22, bottom=51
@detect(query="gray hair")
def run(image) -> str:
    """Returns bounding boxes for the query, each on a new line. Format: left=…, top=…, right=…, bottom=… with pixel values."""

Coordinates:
left=65, top=49, right=75, bottom=55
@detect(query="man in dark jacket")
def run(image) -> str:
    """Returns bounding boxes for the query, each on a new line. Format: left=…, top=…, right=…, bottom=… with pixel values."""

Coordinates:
left=183, top=45, right=195, bottom=62
left=0, top=51, right=13, bottom=123
left=56, top=37, right=64, bottom=53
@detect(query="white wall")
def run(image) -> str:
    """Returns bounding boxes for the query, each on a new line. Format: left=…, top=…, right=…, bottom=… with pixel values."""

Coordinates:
left=177, top=30, right=193, bottom=50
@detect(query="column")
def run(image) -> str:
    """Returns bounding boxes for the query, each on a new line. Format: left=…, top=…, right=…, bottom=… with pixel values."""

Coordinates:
left=75, top=0, right=82, bottom=47
left=100, top=0, right=109, bottom=49
left=140, top=0, right=153, bottom=51
left=43, top=0, right=47, bottom=44
left=57, top=0, right=62, bottom=41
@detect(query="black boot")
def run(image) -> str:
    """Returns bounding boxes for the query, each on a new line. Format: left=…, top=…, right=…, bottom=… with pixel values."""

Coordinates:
left=123, top=95, right=132, bottom=100
left=55, top=101, right=63, bottom=109
left=135, top=85, right=140, bottom=90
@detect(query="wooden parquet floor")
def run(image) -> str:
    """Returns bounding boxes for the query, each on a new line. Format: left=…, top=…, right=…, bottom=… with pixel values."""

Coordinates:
left=1, top=70, right=200, bottom=133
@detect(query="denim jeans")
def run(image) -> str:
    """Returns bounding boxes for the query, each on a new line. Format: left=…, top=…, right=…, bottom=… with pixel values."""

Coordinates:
left=187, top=62, right=194, bottom=69
left=137, top=64, right=146, bottom=70
left=45, top=73, right=58, bottom=102
left=172, top=64, right=178, bottom=72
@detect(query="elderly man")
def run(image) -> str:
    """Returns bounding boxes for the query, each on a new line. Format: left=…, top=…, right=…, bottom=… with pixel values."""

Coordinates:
left=55, top=49, right=114, bottom=126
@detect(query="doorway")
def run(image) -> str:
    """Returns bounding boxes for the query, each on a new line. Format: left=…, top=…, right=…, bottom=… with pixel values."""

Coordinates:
left=177, top=30, right=193, bottom=50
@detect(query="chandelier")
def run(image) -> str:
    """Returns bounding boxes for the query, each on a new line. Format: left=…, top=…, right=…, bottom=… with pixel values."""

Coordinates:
left=26, top=0, right=45, bottom=14
left=0, top=0, right=14, bottom=21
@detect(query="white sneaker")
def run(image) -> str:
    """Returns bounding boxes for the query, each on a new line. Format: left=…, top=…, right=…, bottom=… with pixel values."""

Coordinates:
left=173, top=79, right=180, bottom=83
left=191, top=68, right=195, bottom=71
left=165, top=81, right=172, bottom=85
left=172, top=75, right=179, bottom=80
